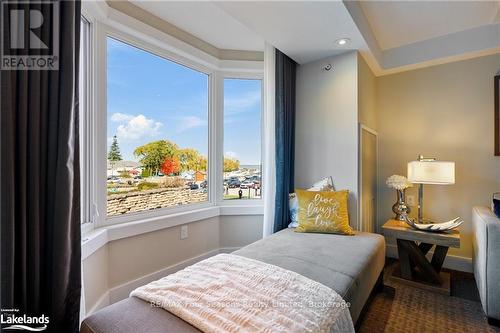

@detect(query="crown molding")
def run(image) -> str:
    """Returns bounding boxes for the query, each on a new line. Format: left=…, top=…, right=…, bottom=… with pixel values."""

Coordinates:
left=106, top=0, right=264, bottom=62
left=344, top=0, right=500, bottom=77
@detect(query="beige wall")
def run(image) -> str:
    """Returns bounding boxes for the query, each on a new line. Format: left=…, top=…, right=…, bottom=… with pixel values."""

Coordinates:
left=83, top=245, right=108, bottom=313
left=376, top=53, right=500, bottom=258
left=83, top=215, right=263, bottom=313
left=358, top=55, right=379, bottom=233
left=295, top=51, right=360, bottom=226
left=358, top=54, right=377, bottom=131
left=108, top=217, right=220, bottom=288
left=295, top=51, right=500, bottom=260
left=219, top=215, right=263, bottom=248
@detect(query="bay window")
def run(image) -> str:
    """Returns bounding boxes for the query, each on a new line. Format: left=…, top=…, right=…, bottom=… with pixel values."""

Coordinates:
left=79, top=8, right=264, bottom=230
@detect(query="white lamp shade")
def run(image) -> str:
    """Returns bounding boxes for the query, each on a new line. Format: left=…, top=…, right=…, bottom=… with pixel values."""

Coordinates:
left=407, top=161, right=455, bottom=185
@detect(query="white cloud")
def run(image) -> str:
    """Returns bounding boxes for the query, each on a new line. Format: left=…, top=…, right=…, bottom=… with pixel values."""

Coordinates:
left=111, top=112, right=134, bottom=122
left=225, top=90, right=261, bottom=115
left=176, top=116, right=206, bottom=133
left=115, top=114, right=162, bottom=140
left=225, top=151, right=239, bottom=159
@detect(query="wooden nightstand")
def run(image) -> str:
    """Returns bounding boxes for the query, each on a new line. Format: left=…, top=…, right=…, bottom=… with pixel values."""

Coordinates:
left=382, top=219, right=461, bottom=295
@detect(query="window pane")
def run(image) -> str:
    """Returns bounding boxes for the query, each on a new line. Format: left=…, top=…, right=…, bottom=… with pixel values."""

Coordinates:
left=107, top=37, right=209, bottom=217
left=223, top=79, right=262, bottom=200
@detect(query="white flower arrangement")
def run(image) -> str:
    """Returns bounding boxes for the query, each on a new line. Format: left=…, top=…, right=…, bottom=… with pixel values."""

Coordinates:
left=386, top=175, right=413, bottom=190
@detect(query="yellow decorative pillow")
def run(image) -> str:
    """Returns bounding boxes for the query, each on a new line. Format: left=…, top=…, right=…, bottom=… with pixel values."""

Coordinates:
left=295, top=189, right=353, bottom=235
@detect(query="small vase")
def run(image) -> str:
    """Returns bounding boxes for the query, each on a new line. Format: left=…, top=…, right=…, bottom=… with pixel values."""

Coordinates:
left=392, top=189, right=411, bottom=221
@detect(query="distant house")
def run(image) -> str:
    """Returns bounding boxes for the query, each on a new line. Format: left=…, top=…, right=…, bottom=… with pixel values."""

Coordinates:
left=180, top=171, right=194, bottom=180
left=107, top=160, right=142, bottom=176
left=194, top=170, right=206, bottom=182
left=180, top=171, right=206, bottom=182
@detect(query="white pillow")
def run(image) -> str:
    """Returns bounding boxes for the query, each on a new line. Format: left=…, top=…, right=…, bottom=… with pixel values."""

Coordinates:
left=288, top=193, right=299, bottom=228
left=309, top=176, right=335, bottom=191
left=288, top=176, right=335, bottom=228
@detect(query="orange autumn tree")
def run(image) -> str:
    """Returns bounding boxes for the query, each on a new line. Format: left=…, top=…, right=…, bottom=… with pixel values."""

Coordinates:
left=161, top=156, right=181, bottom=175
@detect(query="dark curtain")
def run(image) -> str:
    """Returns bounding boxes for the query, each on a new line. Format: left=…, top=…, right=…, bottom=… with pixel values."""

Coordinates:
left=273, top=50, right=297, bottom=232
left=1, top=1, right=82, bottom=332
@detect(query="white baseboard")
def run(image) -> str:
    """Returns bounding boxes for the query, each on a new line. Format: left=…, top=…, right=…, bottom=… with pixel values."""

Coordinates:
left=385, top=244, right=472, bottom=273
left=84, top=246, right=242, bottom=317
left=219, top=246, right=242, bottom=253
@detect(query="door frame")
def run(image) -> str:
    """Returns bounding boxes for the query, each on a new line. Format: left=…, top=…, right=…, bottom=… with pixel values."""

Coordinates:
left=358, top=124, right=378, bottom=232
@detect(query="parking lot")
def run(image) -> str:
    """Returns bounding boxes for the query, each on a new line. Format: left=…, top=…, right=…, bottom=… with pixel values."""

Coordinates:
left=223, top=186, right=261, bottom=200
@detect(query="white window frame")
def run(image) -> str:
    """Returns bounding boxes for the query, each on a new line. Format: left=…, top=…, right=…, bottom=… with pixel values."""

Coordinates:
left=81, top=2, right=265, bottom=233
left=98, top=26, right=216, bottom=227
left=80, top=11, right=96, bottom=235
left=218, top=73, right=265, bottom=208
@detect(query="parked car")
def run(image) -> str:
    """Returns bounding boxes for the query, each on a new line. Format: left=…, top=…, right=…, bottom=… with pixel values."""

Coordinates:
left=240, top=180, right=254, bottom=189
left=252, top=180, right=261, bottom=189
left=189, top=183, right=199, bottom=190
left=227, top=179, right=241, bottom=188
left=200, top=180, right=207, bottom=188
left=107, top=176, right=120, bottom=183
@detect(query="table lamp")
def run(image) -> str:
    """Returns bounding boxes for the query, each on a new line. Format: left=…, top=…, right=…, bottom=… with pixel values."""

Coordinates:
left=407, top=155, right=455, bottom=223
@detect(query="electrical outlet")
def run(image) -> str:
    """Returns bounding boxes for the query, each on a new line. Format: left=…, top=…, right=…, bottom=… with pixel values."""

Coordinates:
left=180, top=225, right=188, bottom=240
left=407, top=195, right=415, bottom=206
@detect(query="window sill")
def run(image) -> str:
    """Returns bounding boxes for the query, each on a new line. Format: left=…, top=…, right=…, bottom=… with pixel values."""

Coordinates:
left=82, top=204, right=263, bottom=260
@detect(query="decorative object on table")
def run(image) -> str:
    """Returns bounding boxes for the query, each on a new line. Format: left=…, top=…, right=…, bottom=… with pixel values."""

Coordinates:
left=492, top=193, right=500, bottom=218
left=382, top=219, right=460, bottom=295
left=403, top=215, right=463, bottom=232
left=407, top=155, right=455, bottom=223
left=386, top=175, right=412, bottom=221
left=494, top=75, right=499, bottom=156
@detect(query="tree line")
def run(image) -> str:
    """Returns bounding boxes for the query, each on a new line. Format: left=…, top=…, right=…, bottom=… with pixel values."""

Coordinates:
left=108, top=136, right=240, bottom=177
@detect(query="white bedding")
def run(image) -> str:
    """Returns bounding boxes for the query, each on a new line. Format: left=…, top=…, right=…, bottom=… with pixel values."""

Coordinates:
left=131, top=253, right=354, bottom=333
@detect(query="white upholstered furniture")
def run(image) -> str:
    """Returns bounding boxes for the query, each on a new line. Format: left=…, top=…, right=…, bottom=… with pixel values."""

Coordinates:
left=472, top=206, right=500, bottom=324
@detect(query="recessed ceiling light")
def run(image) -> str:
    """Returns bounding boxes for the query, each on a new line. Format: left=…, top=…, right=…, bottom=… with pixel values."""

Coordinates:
left=335, top=38, right=350, bottom=46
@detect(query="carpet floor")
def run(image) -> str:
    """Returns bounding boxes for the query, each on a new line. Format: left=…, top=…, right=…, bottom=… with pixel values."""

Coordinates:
left=357, top=260, right=500, bottom=333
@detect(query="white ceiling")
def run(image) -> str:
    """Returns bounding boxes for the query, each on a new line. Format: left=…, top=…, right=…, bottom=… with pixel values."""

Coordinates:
left=213, top=1, right=367, bottom=64
left=359, top=1, right=500, bottom=50
left=131, top=1, right=265, bottom=51
left=348, top=0, right=500, bottom=74
left=127, top=0, right=500, bottom=75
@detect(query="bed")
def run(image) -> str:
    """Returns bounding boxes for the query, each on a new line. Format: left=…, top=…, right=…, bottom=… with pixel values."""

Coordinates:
left=81, top=228, right=385, bottom=333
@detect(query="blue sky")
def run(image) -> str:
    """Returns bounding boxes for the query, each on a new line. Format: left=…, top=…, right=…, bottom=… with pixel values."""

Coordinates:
left=107, top=37, right=262, bottom=165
